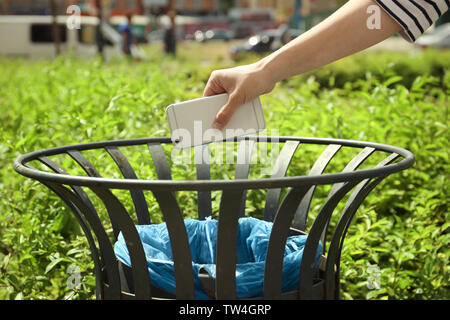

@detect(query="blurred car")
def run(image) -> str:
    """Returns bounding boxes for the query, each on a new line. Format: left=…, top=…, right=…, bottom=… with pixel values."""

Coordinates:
left=230, top=26, right=303, bottom=58
left=194, top=28, right=233, bottom=42
left=231, top=25, right=254, bottom=39
left=415, top=24, right=450, bottom=49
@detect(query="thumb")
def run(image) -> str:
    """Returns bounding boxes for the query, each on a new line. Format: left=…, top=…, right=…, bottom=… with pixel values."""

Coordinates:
left=212, top=94, right=241, bottom=131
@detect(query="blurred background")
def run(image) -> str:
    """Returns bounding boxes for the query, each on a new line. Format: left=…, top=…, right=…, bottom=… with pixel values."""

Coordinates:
left=1, top=0, right=448, bottom=61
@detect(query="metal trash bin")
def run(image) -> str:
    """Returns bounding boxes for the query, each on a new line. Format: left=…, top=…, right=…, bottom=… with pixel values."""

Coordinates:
left=13, top=136, right=414, bottom=300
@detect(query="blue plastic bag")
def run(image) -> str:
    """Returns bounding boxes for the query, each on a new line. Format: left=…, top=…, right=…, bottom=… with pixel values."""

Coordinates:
left=114, top=217, right=322, bottom=299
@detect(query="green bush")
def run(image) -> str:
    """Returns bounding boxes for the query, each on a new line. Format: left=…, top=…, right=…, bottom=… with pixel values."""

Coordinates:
left=0, top=48, right=448, bottom=300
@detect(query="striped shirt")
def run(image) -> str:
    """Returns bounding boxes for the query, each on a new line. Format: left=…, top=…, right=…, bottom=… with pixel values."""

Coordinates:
left=374, top=0, right=449, bottom=41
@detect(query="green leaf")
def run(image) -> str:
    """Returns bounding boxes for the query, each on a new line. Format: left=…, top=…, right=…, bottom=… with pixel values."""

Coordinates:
left=367, top=288, right=386, bottom=300
left=45, top=258, right=66, bottom=274
left=383, top=76, right=403, bottom=87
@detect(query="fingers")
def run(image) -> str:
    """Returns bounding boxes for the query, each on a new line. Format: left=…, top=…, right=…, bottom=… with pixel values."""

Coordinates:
left=212, top=93, right=241, bottom=130
left=203, top=80, right=222, bottom=97
left=204, top=69, right=246, bottom=130
left=203, top=71, right=225, bottom=97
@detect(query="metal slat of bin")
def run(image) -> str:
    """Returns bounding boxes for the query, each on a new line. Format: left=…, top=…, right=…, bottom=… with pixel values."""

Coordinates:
left=235, top=139, right=256, bottom=218
left=293, top=144, right=342, bottom=231
left=263, top=185, right=312, bottom=299
left=215, top=188, right=243, bottom=299
left=321, top=147, right=376, bottom=251
left=89, top=185, right=152, bottom=300
left=325, top=153, right=400, bottom=299
left=263, top=140, right=300, bottom=222
left=35, top=157, right=105, bottom=299
left=67, top=150, right=122, bottom=240
left=195, top=145, right=212, bottom=220
left=66, top=150, right=151, bottom=299
left=298, top=180, right=360, bottom=300
left=53, top=184, right=121, bottom=299
left=148, top=143, right=195, bottom=299
left=215, top=139, right=256, bottom=299
left=105, top=146, right=151, bottom=225
left=52, top=150, right=127, bottom=298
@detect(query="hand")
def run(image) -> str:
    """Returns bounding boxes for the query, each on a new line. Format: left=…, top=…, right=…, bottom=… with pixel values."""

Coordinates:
left=203, top=62, right=276, bottom=130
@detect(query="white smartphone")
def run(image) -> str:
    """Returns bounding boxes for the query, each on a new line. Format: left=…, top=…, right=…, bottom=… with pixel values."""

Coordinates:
left=166, top=93, right=265, bottom=149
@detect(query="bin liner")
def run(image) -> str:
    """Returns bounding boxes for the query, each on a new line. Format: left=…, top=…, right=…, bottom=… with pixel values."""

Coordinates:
left=114, top=217, right=323, bottom=299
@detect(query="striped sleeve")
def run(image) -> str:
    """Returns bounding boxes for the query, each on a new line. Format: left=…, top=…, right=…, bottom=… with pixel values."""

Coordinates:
left=373, top=0, right=450, bottom=42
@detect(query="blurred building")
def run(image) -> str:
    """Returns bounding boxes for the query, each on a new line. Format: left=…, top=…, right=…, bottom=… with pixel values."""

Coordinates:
left=103, top=0, right=144, bottom=15
left=301, top=0, right=340, bottom=14
left=0, top=0, right=66, bottom=15
left=233, top=0, right=340, bottom=28
left=174, top=0, right=219, bottom=15
left=234, top=0, right=338, bottom=13
left=299, top=0, right=340, bottom=29
left=0, top=0, right=145, bottom=16
left=0, top=0, right=220, bottom=16
left=65, top=0, right=145, bottom=17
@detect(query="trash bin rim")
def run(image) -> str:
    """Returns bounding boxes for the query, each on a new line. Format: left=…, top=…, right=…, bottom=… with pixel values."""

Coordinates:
left=13, top=136, right=415, bottom=191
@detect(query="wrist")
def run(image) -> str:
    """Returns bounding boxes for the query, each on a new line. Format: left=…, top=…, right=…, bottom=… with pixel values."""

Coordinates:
left=253, top=57, right=280, bottom=92
left=256, top=52, right=287, bottom=85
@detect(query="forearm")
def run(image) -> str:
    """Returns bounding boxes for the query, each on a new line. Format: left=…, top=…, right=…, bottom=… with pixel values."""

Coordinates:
left=258, top=0, right=402, bottom=83
left=204, top=0, right=404, bottom=129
